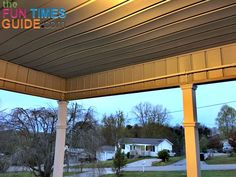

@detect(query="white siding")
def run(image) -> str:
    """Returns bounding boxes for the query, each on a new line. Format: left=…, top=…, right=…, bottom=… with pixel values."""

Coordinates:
left=119, top=144, right=134, bottom=154
left=96, top=151, right=115, bottom=161
left=124, top=144, right=130, bottom=154
left=157, top=140, right=173, bottom=152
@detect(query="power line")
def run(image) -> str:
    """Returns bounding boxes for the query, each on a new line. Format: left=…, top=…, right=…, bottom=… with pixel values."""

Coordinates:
left=168, top=100, right=236, bottom=115
left=198, top=101, right=236, bottom=109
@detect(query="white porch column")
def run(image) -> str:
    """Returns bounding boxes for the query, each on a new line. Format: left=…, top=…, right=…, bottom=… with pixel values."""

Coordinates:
left=53, top=101, right=68, bottom=177
left=181, top=84, right=201, bottom=177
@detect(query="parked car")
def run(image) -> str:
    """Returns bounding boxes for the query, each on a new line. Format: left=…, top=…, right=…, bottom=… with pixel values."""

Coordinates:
left=223, top=146, right=233, bottom=153
left=166, top=150, right=176, bottom=157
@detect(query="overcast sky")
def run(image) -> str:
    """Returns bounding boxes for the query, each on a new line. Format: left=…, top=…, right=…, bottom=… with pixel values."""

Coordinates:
left=0, top=80, right=236, bottom=128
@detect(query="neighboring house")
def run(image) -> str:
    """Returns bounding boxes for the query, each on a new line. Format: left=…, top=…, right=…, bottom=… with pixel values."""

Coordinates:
left=118, top=138, right=173, bottom=157
left=66, top=148, right=95, bottom=163
left=222, top=140, right=233, bottom=153
left=96, top=145, right=115, bottom=161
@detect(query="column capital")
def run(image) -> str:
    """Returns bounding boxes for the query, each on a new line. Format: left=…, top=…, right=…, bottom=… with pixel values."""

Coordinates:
left=183, top=122, right=199, bottom=128
left=181, top=84, right=197, bottom=91
left=57, top=100, right=68, bottom=105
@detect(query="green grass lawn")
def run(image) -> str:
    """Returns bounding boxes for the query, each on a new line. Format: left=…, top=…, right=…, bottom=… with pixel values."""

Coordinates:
left=72, top=157, right=153, bottom=169
left=0, top=172, right=33, bottom=177
left=71, top=160, right=113, bottom=168
left=152, top=156, right=184, bottom=166
left=206, top=154, right=236, bottom=164
left=0, top=171, right=80, bottom=177
left=102, top=170, right=236, bottom=177
left=64, top=171, right=81, bottom=176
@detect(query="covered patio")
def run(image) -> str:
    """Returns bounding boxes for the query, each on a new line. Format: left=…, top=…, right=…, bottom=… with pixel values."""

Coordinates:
left=0, top=0, right=236, bottom=177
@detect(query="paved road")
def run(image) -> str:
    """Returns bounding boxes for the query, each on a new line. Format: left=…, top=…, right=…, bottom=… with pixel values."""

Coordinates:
left=70, top=158, right=236, bottom=177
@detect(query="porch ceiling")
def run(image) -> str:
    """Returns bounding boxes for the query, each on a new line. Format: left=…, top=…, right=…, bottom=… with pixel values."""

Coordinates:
left=1, top=0, right=236, bottom=78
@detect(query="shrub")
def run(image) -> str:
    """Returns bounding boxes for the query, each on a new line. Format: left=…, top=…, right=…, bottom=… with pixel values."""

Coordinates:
left=126, top=152, right=130, bottom=159
left=0, top=156, right=10, bottom=173
left=113, top=148, right=127, bottom=177
left=158, top=149, right=170, bottom=162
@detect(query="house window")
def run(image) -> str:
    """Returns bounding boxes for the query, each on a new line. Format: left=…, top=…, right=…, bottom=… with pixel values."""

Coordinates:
left=146, top=145, right=155, bottom=152
left=130, top=145, right=135, bottom=150
left=141, top=146, right=145, bottom=151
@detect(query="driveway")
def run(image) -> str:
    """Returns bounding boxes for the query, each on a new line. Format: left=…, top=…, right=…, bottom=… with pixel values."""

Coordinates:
left=126, top=158, right=160, bottom=167
left=124, top=159, right=236, bottom=172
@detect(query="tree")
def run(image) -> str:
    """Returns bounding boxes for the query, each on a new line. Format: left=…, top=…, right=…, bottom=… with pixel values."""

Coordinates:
left=2, top=107, right=57, bottom=177
left=1, top=104, right=103, bottom=176
left=124, top=124, right=142, bottom=138
left=67, top=104, right=103, bottom=159
left=207, top=135, right=222, bottom=151
left=133, top=102, right=169, bottom=126
left=198, top=124, right=211, bottom=138
left=0, top=130, right=18, bottom=156
left=67, top=103, right=84, bottom=148
left=171, top=125, right=185, bottom=156
left=216, top=105, right=236, bottom=138
left=200, top=136, right=208, bottom=152
left=101, top=111, right=126, bottom=145
left=113, top=148, right=127, bottom=176
left=158, top=149, right=170, bottom=162
left=229, top=132, right=236, bottom=151
left=0, top=156, right=10, bottom=173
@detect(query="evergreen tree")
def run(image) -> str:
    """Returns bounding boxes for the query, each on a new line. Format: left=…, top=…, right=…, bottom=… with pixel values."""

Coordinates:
left=113, top=148, right=127, bottom=176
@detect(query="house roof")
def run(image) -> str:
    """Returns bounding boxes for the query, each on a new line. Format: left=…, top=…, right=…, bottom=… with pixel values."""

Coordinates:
left=98, top=146, right=115, bottom=152
left=118, top=138, right=173, bottom=146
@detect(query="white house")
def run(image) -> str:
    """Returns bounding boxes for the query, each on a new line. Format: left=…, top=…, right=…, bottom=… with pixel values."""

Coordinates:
left=96, top=146, right=115, bottom=161
left=118, top=138, right=173, bottom=157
